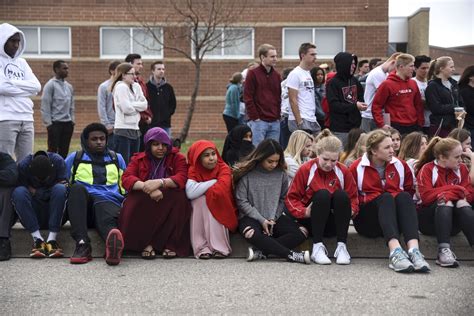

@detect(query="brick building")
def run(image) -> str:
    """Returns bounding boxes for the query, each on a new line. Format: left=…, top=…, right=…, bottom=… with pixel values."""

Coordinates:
left=1, top=0, right=389, bottom=139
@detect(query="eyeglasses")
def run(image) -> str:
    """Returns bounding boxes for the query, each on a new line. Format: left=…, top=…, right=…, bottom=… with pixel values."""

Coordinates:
left=125, top=72, right=136, bottom=76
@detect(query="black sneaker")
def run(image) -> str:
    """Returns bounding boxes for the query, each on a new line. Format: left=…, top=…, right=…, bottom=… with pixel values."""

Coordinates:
left=0, top=239, right=12, bottom=261
left=70, top=242, right=92, bottom=264
left=45, top=240, right=64, bottom=258
left=287, top=250, right=310, bottom=264
left=30, top=239, right=47, bottom=258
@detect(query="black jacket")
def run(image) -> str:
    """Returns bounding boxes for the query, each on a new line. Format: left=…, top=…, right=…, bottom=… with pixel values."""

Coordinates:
left=0, top=152, right=18, bottom=187
left=146, top=78, right=177, bottom=128
left=461, top=85, right=474, bottom=130
left=426, top=77, right=463, bottom=129
left=327, top=52, right=364, bottom=133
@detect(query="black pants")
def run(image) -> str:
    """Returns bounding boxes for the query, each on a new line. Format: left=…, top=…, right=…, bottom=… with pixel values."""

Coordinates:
left=0, top=188, right=16, bottom=238
left=238, top=215, right=306, bottom=258
left=354, top=192, right=419, bottom=244
left=223, top=114, right=239, bottom=133
left=66, top=184, right=120, bottom=243
left=47, top=121, right=74, bottom=159
left=298, top=189, right=351, bottom=243
left=390, top=123, right=419, bottom=136
left=418, top=203, right=474, bottom=246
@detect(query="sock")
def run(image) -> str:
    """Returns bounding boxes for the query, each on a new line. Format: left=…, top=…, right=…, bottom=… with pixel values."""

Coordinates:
left=389, top=247, right=402, bottom=257
left=337, top=242, right=346, bottom=247
left=408, top=247, right=417, bottom=254
left=47, top=232, right=57, bottom=242
left=78, top=239, right=85, bottom=245
left=31, top=230, right=43, bottom=241
left=438, top=243, right=450, bottom=250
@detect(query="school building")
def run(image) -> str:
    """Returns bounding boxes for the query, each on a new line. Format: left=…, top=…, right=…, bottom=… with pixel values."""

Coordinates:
left=2, top=0, right=396, bottom=139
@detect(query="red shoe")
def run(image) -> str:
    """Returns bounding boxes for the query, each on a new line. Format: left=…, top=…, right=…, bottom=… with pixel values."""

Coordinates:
left=105, top=229, right=124, bottom=266
left=70, top=242, right=92, bottom=264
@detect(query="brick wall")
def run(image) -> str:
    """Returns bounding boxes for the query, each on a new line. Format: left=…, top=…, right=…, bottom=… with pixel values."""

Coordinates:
left=2, top=0, right=389, bottom=139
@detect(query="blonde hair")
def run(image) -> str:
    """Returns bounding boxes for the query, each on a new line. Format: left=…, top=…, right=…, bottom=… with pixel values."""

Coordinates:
left=416, top=137, right=461, bottom=173
left=387, top=52, right=402, bottom=62
left=366, top=129, right=392, bottom=159
left=315, top=133, right=342, bottom=156
left=428, top=56, right=453, bottom=80
left=345, top=133, right=368, bottom=164
left=396, top=53, right=415, bottom=68
left=284, top=130, right=313, bottom=165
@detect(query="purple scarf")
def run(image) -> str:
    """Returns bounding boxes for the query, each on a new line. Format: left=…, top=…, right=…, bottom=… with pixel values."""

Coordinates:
left=143, top=127, right=172, bottom=180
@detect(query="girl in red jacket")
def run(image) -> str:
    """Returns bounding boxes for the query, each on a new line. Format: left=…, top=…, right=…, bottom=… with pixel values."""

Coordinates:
left=186, top=140, right=238, bottom=259
left=416, top=137, right=474, bottom=267
left=119, top=127, right=192, bottom=259
left=285, top=130, right=358, bottom=265
left=349, top=129, right=430, bottom=273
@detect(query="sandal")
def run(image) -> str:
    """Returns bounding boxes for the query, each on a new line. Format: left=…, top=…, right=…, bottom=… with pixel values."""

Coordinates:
left=141, top=248, right=156, bottom=260
left=162, top=249, right=177, bottom=259
left=212, top=252, right=227, bottom=259
left=199, top=253, right=212, bottom=260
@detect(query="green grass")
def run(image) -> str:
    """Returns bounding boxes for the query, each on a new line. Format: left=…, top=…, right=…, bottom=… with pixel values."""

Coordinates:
left=34, top=136, right=224, bottom=156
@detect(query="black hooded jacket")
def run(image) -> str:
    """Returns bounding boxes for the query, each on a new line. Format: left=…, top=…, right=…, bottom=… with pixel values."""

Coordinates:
left=327, top=52, right=364, bottom=133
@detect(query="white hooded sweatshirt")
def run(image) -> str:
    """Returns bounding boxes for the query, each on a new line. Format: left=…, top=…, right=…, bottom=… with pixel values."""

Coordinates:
left=0, top=23, right=41, bottom=122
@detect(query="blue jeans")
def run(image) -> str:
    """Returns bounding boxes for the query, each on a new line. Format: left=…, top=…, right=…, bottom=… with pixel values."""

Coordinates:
left=115, top=135, right=140, bottom=164
left=247, top=120, right=280, bottom=146
left=12, top=184, right=67, bottom=233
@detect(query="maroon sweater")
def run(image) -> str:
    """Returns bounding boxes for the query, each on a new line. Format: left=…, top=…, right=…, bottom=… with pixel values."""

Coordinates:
left=243, top=64, right=281, bottom=121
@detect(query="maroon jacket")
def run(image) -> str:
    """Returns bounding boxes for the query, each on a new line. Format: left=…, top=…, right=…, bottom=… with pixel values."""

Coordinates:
left=243, top=64, right=282, bottom=121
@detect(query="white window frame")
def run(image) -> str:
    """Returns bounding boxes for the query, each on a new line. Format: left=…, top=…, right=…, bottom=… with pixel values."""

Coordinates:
left=100, top=27, right=164, bottom=59
left=282, top=27, right=346, bottom=59
left=191, top=27, right=254, bottom=59
left=20, top=26, right=72, bottom=59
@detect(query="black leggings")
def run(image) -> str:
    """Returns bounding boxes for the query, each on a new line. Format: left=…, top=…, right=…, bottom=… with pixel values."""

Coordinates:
left=354, top=192, right=419, bottom=244
left=298, top=189, right=351, bottom=243
left=223, top=115, right=239, bottom=133
left=238, top=215, right=306, bottom=258
left=418, top=203, right=474, bottom=246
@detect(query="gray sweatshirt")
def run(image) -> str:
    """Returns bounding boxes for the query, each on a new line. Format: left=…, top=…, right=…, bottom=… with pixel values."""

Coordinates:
left=97, top=79, right=115, bottom=129
left=40, top=77, right=74, bottom=126
left=235, top=165, right=288, bottom=224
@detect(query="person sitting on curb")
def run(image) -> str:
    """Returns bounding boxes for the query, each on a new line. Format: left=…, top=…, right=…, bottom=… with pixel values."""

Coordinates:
left=65, top=123, right=126, bottom=266
left=12, top=151, right=68, bottom=258
left=0, top=152, right=19, bottom=261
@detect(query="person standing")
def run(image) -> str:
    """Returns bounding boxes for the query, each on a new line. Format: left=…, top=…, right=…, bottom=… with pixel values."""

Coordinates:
left=222, top=72, right=243, bottom=133
left=372, top=54, right=424, bottom=135
left=412, top=55, right=432, bottom=135
left=327, top=52, right=366, bottom=147
left=41, top=60, right=75, bottom=159
left=244, top=44, right=282, bottom=146
left=111, top=63, right=148, bottom=164
left=287, top=43, right=321, bottom=135
left=146, top=61, right=177, bottom=136
left=459, top=66, right=474, bottom=137
left=97, top=60, right=121, bottom=150
left=0, top=23, right=41, bottom=162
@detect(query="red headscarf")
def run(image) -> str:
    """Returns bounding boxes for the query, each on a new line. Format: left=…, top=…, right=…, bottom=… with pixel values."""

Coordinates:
left=187, top=140, right=238, bottom=232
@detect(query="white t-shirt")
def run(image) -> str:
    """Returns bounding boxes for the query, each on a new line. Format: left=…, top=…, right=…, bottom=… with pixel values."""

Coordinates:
left=412, top=77, right=430, bottom=127
left=362, top=66, right=387, bottom=119
left=281, top=79, right=290, bottom=116
left=286, top=66, right=316, bottom=122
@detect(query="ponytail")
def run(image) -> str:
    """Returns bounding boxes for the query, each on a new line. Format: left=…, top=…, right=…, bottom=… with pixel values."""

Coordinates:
left=415, top=137, right=461, bottom=174
left=415, top=136, right=441, bottom=173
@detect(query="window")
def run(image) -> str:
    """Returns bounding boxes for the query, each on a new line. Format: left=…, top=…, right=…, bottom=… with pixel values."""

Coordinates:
left=100, top=27, right=163, bottom=59
left=18, top=27, right=71, bottom=58
left=192, top=28, right=254, bottom=59
left=283, top=27, right=345, bottom=59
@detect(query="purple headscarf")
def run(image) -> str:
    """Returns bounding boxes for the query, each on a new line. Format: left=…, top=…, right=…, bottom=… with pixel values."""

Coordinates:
left=144, top=127, right=172, bottom=180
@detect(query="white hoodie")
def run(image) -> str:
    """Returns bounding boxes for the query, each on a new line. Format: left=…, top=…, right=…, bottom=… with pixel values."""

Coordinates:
left=0, top=23, right=41, bottom=122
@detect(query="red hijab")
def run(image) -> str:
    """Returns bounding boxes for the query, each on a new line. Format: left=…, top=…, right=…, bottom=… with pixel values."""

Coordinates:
left=187, top=140, right=238, bottom=232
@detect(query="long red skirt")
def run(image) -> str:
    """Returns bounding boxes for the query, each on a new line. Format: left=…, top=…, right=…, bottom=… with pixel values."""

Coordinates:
left=118, top=189, right=192, bottom=256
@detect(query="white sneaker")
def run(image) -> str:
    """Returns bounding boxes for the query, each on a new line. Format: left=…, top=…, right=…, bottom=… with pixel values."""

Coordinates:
left=311, top=243, right=331, bottom=265
left=334, top=242, right=351, bottom=265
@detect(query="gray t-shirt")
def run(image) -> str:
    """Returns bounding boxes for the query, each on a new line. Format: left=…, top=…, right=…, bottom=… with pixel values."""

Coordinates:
left=375, top=165, right=386, bottom=186
left=235, top=165, right=288, bottom=224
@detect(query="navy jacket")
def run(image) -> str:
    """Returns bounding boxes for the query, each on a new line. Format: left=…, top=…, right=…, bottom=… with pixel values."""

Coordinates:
left=17, top=152, right=67, bottom=189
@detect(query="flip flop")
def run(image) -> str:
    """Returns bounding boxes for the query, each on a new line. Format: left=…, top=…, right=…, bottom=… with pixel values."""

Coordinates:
left=212, top=252, right=227, bottom=259
left=199, top=253, right=212, bottom=260
left=162, top=249, right=177, bottom=259
left=141, top=249, right=156, bottom=260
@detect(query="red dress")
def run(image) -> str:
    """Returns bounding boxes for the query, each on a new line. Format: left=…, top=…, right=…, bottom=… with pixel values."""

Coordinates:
left=118, top=149, right=191, bottom=256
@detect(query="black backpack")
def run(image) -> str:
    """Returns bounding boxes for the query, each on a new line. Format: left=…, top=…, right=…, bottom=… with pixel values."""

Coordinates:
left=70, top=150, right=120, bottom=184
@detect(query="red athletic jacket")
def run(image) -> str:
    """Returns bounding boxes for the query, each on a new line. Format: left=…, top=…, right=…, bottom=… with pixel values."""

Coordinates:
left=285, top=159, right=359, bottom=219
left=372, top=72, right=424, bottom=128
left=349, top=153, right=414, bottom=205
left=416, top=161, right=473, bottom=207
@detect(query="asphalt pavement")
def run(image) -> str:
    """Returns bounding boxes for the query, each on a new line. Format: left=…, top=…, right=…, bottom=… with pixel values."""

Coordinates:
left=1, top=258, right=473, bottom=314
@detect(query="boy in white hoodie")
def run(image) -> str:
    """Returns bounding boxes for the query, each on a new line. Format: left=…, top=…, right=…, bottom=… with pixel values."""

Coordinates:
left=0, top=23, right=41, bottom=162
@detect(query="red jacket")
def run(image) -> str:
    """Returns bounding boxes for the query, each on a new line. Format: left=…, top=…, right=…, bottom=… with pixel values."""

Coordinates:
left=416, top=161, right=473, bottom=207
left=136, top=76, right=153, bottom=123
left=349, top=153, right=414, bottom=205
left=285, top=159, right=359, bottom=219
left=122, top=148, right=188, bottom=191
left=243, top=64, right=281, bottom=121
left=372, top=72, right=424, bottom=128
left=321, top=71, right=336, bottom=128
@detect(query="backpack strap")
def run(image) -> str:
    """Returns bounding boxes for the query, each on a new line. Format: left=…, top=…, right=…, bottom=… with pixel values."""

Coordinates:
left=71, top=150, right=84, bottom=184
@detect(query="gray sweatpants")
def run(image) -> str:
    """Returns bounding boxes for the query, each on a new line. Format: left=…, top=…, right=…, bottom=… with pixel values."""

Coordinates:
left=0, top=120, right=34, bottom=162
